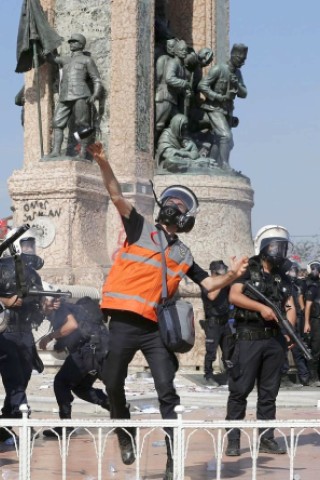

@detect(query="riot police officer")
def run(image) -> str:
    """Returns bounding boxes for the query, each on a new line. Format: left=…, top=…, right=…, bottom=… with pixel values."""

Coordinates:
left=280, top=263, right=311, bottom=387
left=0, top=230, right=45, bottom=444
left=39, top=292, right=110, bottom=437
left=225, top=225, right=296, bottom=456
left=304, top=260, right=320, bottom=386
left=200, top=260, right=231, bottom=386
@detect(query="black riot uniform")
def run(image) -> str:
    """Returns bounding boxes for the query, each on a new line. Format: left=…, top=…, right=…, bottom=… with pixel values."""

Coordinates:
left=225, top=255, right=291, bottom=453
left=281, top=271, right=310, bottom=386
left=42, top=298, right=110, bottom=437
left=201, top=284, right=230, bottom=382
left=0, top=255, right=44, bottom=421
left=304, top=275, right=320, bottom=382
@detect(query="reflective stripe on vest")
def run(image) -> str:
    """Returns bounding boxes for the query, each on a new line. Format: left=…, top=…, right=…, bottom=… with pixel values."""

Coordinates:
left=101, top=220, right=194, bottom=322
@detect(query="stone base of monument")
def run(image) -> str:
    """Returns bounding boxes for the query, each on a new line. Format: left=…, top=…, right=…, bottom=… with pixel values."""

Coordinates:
left=8, top=159, right=109, bottom=290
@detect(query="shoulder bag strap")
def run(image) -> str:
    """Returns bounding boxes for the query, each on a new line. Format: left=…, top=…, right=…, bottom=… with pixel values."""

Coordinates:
left=157, top=227, right=168, bottom=302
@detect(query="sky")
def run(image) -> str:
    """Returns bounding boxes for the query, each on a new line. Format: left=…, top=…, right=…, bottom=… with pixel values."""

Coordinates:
left=0, top=0, right=320, bottom=240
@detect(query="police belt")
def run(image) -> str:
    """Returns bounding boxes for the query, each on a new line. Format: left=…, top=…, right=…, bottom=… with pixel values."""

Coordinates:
left=206, top=316, right=229, bottom=326
left=236, top=328, right=279, bottom=341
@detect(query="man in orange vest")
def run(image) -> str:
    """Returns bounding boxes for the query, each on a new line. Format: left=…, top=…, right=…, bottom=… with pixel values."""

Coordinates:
left=88, top=142, right=248, bottom=480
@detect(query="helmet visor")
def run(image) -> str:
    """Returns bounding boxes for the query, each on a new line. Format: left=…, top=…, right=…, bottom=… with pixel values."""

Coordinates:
left=20, top=238, right=36, bottom=255
left=264, top=240, right=290, bottom=259
left=160, top=186, right=199, bottom=215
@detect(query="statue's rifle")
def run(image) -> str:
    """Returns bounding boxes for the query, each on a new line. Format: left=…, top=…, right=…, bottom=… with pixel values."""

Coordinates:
left=244, top=282, right=312, bottom=361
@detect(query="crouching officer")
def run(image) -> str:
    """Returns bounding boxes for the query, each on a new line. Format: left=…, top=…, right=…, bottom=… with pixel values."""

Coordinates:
left=39, top=289, right=110, bottom=437
left=225, top=225, right=296, bottom=457
left=200, top=260, right=231, bottom=385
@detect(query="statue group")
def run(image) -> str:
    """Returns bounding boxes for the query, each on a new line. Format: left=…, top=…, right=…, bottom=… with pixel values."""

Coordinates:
left=16, top=2, right=247, bottom=174
left=154, top=38, right=248, bottom=175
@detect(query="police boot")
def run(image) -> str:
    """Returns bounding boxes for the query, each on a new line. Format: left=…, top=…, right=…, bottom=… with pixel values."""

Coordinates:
left=280, top=374, right=295, bottom=388
left=47, top=129, right=64, bottom=158
left=226, top=438, right=240, bottom=456
left=259, top=438, right=286, bottom=454
left=308, top=369, right=320, bottom=387
left=100, top=395, right=110, bottom=411
left=115, top=427, right=136, bottom=465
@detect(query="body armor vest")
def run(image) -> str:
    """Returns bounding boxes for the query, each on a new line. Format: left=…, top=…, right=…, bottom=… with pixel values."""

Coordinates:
left=234, top=256, right=291, bottom=329
left=202, top=287, right=230, bottom=319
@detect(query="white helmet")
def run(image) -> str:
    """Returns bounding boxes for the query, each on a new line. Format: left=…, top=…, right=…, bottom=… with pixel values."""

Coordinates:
left=306, top=260, right=320, bottom=275
left=157, top=185, right=199, bottom=233
left=4, top=227, right=38, bottom=255
left=254, top=225, right=290, bottom=256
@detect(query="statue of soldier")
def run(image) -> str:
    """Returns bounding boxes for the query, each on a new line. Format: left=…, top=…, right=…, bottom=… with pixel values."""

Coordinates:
left=45, top=33, right=102, bottom=159
left=197, top=43, right=248, bottom=170
left=155, top=39, right=191, bottom=143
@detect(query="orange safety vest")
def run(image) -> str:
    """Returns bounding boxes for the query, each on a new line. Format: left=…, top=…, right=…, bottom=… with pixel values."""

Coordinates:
left=101, top=220, right=194, bottom=322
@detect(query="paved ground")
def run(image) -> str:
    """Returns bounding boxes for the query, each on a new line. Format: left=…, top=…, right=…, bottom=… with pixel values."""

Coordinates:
left=0, top=369, right=320, bottom=479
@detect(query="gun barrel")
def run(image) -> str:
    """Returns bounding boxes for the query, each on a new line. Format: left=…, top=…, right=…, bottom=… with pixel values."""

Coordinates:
left=0, top=224, right=30, bottom=257
left=28, top=290, right=72, bottom=298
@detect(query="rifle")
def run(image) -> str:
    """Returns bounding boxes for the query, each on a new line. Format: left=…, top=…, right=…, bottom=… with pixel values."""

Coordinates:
left=244, top=282, right=312, bottom=361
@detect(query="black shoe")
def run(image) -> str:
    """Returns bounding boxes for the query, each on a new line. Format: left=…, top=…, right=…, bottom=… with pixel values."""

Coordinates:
left=0, top=427, right=14, bottom=443
left=101, top=396, right=110, bottom=411
left=259, top=438, right=286, bottom=454
left=43, top=426, right=75, bottom=438
left=280, top=374, right=295, bottom=388
left=299, top=377, right=310, bottom=386
left=115, top=428, right=136, bottom=465
left=226, top=439, right=240, bottom=456
left=204, top=375, right=219, bottom=387
left=163, top=457, right=173, bottom=480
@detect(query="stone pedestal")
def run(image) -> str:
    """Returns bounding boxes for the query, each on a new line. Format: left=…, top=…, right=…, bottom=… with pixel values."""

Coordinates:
left=8, top=160, right=108, bottom=290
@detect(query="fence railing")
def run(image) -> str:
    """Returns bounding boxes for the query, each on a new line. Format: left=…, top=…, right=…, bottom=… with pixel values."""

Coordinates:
left=1, top=405, right=319, bottom=480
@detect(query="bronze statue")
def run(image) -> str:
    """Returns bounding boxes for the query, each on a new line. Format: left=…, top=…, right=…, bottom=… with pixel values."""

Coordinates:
left=45, top=33, right=102, bottom=159
left=156, top=113, right=206, bottom=173
left=197, top=43, right=248, bottom=170
left=155, top=39, right=191, bottom=143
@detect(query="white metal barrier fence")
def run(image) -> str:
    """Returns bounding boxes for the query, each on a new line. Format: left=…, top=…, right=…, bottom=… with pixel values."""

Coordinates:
left=0, top=405, right=319, bottom=480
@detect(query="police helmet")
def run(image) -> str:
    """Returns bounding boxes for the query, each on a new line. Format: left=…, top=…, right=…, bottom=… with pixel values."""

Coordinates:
left=209, top=260, right=227, bottom=275
left=287, top=261, right=300, bottom=278
left=306, top=260, right=320, bottom=275
left=4, top=227, right=37, bottom=255
left=156, top=185, right=199, bottom=233
left=254, top=225, right=291, bottom=266
left=68, top=33, right=86, bottom=47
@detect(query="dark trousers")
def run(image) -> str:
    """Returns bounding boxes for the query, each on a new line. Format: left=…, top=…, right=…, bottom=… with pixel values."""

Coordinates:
left=226, top=336, right=285, bottom=440
left=310, top=317, right=320, bottom=376
left=54, top=351, right=108, bottom=418
left=204, top=320, right=229, bottom=376
left=0, top=331, right=34, bottom=418
left=100, top=314, right=179, bottom=422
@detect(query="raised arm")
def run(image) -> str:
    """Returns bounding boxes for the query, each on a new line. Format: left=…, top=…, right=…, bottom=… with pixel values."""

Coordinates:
left=87, top=142, right=133, bottom=218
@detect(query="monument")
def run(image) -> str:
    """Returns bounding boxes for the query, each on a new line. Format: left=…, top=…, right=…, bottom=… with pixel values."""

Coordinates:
left=8, top=0, right=254, bottom=368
